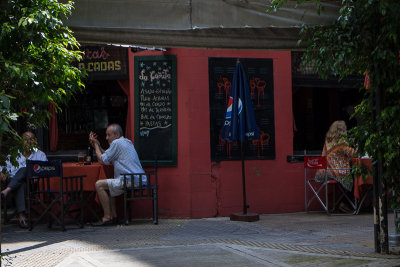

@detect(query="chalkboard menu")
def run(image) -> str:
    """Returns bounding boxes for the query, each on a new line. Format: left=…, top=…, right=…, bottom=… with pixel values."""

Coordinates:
left=209, top=58, right=275, bottom=161
left=134, top=56, right=177, bottom=166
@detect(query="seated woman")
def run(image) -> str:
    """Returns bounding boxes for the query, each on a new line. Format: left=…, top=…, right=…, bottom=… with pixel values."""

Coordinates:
left=317, top=120, right=356, bottom=213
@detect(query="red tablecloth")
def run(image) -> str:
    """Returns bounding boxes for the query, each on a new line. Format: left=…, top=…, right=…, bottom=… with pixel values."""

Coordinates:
left=50, top=162, right=114, bottom=191
left=352, top=158, right=373, bottom=200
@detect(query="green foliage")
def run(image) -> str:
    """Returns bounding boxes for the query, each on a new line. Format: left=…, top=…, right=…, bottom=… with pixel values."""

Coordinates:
left=272, top=0, right=400, bottom=212
left=0, top=0, right=84, bottom=166
left=0, top=92, right=18, bottom=132
left=0, top=92, right=19, bottom=166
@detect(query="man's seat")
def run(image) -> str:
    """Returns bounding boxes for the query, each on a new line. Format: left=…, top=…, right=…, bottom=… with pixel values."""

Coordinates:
left=26, top=160, right=86, bottom=231
left=122, top=166, right=158, bottom=225
left=304, top=154, right=356, bottom=215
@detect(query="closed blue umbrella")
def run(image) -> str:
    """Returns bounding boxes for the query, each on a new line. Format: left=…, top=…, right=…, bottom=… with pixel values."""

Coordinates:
left=221, top=60, right=260, bottom=219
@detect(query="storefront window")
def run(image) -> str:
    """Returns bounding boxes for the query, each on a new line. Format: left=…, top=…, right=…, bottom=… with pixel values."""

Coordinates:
left=56, top=80, right=128, bottom=151
left=42, top=45, right=130, bottom=160
left=291, top=52, right=363, bottom=154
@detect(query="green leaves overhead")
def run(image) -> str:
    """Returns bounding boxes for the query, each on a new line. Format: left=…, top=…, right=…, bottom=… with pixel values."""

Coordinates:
left=0, top=93, right=17, bottom=131
left=1, top=0, right=84, bottom=116
left=0, top=0, right=85, bottom=165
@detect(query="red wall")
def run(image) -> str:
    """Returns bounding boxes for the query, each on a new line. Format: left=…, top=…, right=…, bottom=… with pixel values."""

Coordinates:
left=128, top=48, right=304, bottom=218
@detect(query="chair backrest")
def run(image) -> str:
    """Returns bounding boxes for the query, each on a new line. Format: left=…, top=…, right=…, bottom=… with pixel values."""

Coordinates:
left=26, top=160, right=63, bottom=179
left=304, top=156, right=327, bottom=170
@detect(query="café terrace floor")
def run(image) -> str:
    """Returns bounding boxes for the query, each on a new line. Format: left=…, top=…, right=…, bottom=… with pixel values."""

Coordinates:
left=1, top=212, right=400, bottom=267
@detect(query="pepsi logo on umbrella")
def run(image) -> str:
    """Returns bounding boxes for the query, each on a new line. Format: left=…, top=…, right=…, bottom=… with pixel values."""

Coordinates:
left=225, top=97, right=243, bottom=119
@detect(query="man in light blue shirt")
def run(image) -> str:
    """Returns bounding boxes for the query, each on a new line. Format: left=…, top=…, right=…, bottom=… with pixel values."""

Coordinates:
left=0, top=131, right=47, bottom=228
left=89, top=124, right=145, bottom=226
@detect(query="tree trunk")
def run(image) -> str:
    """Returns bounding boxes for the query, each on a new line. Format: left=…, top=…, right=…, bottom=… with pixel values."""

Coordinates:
left=377, top=158, right=389, bottom=253
left=373, top=82, right=389, bottom=253
left=0, top=133, right=2, bottom=265
left=373, top=158, right=380, bottom=252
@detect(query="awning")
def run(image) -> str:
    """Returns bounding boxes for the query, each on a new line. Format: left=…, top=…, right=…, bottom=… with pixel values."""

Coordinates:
left=65, top=0, right=340, bottom=49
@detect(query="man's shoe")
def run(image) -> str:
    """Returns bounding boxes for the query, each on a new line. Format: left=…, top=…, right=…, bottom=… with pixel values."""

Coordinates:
left=112, top=217, right=119, bottom=225
left=92, top=219, right=114, bottom=227
left=19, top=219, right=29, bottom=229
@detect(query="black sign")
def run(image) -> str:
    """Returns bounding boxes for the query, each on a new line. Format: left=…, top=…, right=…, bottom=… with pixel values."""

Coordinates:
left=76, top=45, right=128, bottom=80
left=134, top=56, right=177, bottom=166
left=209, top=58, right=275, bottom=161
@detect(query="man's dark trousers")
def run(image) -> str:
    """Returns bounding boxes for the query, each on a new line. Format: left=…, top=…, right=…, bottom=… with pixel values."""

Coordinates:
left=7, top=167, right=27, bottom=213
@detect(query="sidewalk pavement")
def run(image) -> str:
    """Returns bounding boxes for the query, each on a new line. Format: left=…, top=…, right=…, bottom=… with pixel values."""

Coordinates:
left=1, top=212, right=400, bottom=267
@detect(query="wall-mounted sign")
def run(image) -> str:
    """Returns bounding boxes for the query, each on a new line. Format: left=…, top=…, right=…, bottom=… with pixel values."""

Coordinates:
left=134, top=55, right=177, bottom=166
left=76, top=45, right=128, bottom=80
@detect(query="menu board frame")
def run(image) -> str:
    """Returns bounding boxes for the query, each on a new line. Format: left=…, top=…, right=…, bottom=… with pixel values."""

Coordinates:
left=209, top=57, right=276, bottom=161
left=134, top=55, right=177, bottom=166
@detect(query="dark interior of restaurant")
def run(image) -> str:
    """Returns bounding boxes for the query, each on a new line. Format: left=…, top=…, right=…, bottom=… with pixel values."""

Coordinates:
left=51, top=80, right=128, bottom=158
left=292, top=86, right=363, bottom=154
left=291, top=51, right=364, bottom=155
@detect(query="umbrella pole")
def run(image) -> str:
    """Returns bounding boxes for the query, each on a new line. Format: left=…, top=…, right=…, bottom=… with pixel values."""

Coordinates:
left=241, top=141, right=248, bottom=215
left=230, top=141, right=259, bottom=222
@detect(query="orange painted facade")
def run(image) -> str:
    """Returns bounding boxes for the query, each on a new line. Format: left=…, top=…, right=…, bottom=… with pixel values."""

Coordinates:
left=125, top=48, right=304, bottom=218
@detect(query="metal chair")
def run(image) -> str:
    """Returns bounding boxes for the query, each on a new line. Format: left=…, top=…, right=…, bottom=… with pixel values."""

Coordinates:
left=304, top=153, right=356, bottom=215
left=26, top=160, right=86, bottom=231
left=122, top=166, right=158, bottom=225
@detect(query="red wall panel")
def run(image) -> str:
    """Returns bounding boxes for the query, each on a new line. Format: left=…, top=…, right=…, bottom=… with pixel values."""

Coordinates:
left=128, top=48, right=304, bottom=218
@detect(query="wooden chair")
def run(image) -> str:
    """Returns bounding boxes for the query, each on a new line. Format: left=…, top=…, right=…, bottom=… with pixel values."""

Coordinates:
left=26, top=160, right=86, bottom=231
left=122, top=166, right=158, bottom=225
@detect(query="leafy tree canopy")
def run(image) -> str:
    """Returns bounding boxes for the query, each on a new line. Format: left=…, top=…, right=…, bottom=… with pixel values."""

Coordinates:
left=0, top=0, right=84, bottom=167
left=272, top=0, right=400, bottom=224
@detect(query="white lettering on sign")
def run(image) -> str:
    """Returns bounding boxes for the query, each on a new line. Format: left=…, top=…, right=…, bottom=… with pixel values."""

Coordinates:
left=140, top=130, right=150, bottom=137
left=307, top=158, right=324, bottom=168
left=139, top=69, right=148, bottom=81
left=150, top=69, right=171, bottom=82
left=245, top=132, right=255, bottom=137
left=138, top=60, right=173, bottom=133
